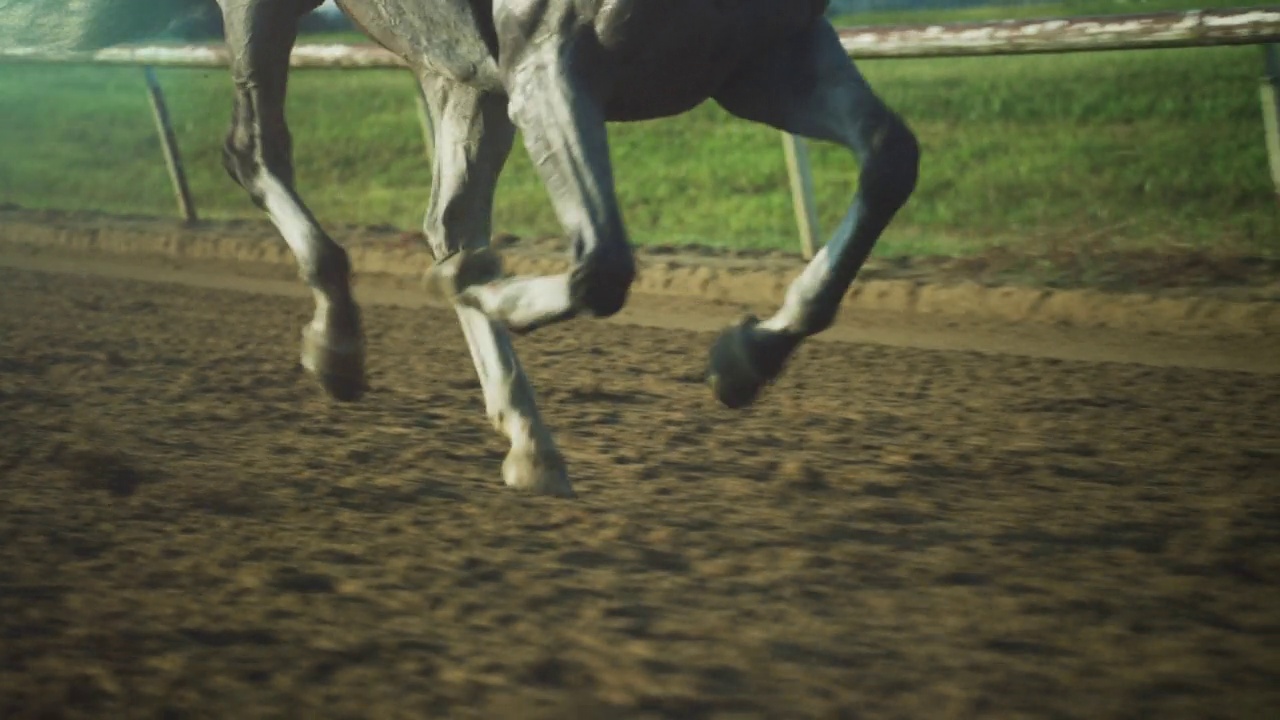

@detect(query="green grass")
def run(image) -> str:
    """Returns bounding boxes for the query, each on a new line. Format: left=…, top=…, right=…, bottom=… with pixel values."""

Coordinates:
left=0, top=0, right=1275, bottom=258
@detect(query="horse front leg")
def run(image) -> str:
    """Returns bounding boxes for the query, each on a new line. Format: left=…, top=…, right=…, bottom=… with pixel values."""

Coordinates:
left=452, top=37, right=636, bottom=335
left=420, top=77, right=573, bottom=497
left=708, top=20, right=920, bottom=408
left=217, top=0, right=365, bottom=400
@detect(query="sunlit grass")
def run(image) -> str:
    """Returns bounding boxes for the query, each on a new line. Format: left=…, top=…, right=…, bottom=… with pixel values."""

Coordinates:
left=0, top=0, right=1274, bottom=257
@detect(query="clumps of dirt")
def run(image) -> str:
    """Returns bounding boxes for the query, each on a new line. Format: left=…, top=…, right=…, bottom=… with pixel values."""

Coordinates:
left=269, top=566, right=337, bottom=594
left=520, top=654, right=596, bottom=688
left=775, top=458, right=830, bottom=492
left=48, top=442, right=150, bottom=498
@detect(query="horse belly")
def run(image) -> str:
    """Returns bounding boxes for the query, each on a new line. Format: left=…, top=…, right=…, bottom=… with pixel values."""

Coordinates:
left=337, top=0, right=501, bottom=87
left=593, top=0, right=821, bottom=121
left=602, top=54, right=731, bottom=121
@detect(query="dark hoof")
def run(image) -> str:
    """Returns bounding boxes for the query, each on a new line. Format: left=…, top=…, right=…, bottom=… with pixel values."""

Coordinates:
left=503, top=447, right=575, bottom=498
left=569, top=252, right=635, bottom=318
left=454, top=248, right=505, bottom=290
left=301, top=325, right=366, bottom=402
left=707, top=316, right=799, bottom=409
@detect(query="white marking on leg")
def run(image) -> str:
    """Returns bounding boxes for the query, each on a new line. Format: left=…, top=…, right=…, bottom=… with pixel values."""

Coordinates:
left=454, top=304, right=572, bottom=496
left=258, top=173, right=317, bottom=271
left=758, top=208, right=857, bottom=335
left=454, top=305, right=543, bottom=444
left=257, top=173, right=336, bottom=332
left=459, top=274, right=574, bottom=331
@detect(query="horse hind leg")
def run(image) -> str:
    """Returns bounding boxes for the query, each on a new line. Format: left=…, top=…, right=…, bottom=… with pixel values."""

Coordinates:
left=708, top=20, right=920, bottom=408
left=419, top=77, right=573, bottom=498
left=216, top=0, right=364, bottom=400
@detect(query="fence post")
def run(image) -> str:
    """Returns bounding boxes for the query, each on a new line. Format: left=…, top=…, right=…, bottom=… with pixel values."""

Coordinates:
left=1262, top=44, right=1280, bottom=202
left=781, top=133, right=820, bottom=260
left=142, top=66, right=197, bottom=223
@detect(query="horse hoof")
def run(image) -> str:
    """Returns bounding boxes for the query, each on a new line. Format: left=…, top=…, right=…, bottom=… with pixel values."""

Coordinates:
left=503, top=448, right=575, bottom=498
left=706, top=316, right=799, bottom=409
left=300, top=325, right=367, bottom=402
left=424, top=248, right=505, bottom=302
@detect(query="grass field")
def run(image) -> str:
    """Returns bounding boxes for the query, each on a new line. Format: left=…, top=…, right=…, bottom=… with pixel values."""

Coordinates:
left=0, top=1, right=1276, bottom=258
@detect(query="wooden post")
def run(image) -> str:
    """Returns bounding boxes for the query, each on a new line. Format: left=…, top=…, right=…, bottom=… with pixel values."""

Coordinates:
left=781, top=133, right=820, bottom=260
left=142, top=66, right=197, bottom=223
left=414, top=81, right=435, bottom=161
left=1262, top=44, right=1280, bottom=202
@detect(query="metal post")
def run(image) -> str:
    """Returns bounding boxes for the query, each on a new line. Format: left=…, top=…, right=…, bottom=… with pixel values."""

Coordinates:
left=1261, top=44, right=1280, bottom=202
left=414, top=81, right=435, bottom=161
left=142, top=66, right=197, bottom=223
left=781, top=133, right=820, bottom=260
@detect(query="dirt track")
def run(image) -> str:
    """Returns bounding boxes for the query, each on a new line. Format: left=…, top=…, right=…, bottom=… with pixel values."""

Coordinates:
left=3, top=208, right=1278, bottom=337
left=1, top=244, right=1279, bottom=718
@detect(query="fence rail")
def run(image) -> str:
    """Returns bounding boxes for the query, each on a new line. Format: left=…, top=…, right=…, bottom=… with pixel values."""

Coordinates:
left=1, top=8, right=1278, bottom=252
left=837, top=7, right=1280, bottom=57
left=2, top=8, right=1278, bottom=67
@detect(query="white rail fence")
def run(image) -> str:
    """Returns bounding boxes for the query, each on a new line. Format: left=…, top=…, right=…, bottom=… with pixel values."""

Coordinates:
left=2, top=7, right=1279, bottom=257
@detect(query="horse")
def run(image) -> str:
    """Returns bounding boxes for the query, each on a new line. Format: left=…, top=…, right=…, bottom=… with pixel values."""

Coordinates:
left=4, top=0, right=919, bottom=498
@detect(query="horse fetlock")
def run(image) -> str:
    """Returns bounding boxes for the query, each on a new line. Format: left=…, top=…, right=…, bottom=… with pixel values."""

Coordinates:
left=424, top=248, right=506, bottom=302
left=299, top=241, right=353, bottom=292
left=220, top=141, right=260, bottom=201
left=794, top=304, right=839, bottom=338
left=221, top=123, right=294, bottom=202
left=570, top=251, right=636, bottom=318
left=707, top=316, right=801, bottom=409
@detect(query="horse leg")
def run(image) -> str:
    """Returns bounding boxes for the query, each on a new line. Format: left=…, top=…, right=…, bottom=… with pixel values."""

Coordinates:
left=216, top=0, right=364, bottom=400
left=452, top=40, right=636, bottom=335
left=419, top=77, right=574, bottom=498
left=707, top=20, right=920, bottom=408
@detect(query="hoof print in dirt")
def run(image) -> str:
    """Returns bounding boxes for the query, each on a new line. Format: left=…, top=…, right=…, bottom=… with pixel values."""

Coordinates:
left=270, top=567, right=337, bottom=594
left=55, top=444, right=148, bottom=498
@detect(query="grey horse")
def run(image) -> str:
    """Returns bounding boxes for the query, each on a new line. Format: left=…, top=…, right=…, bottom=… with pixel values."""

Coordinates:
left=4, top=0, right=919, bottom=497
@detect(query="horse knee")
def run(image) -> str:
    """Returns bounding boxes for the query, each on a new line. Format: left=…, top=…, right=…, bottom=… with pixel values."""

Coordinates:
left=866, top=116, right=919, bottom=212
left=221, top=135, right=259, bottom=201
left=570, top=245, right=636, bottom=318
left=220, top=96, right=295, bottom=205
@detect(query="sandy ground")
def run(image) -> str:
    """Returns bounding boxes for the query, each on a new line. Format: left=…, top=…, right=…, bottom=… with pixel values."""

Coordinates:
left=1, top=248, right=1278, bottom=719
left=3, top=209, right=1278, bottom=338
